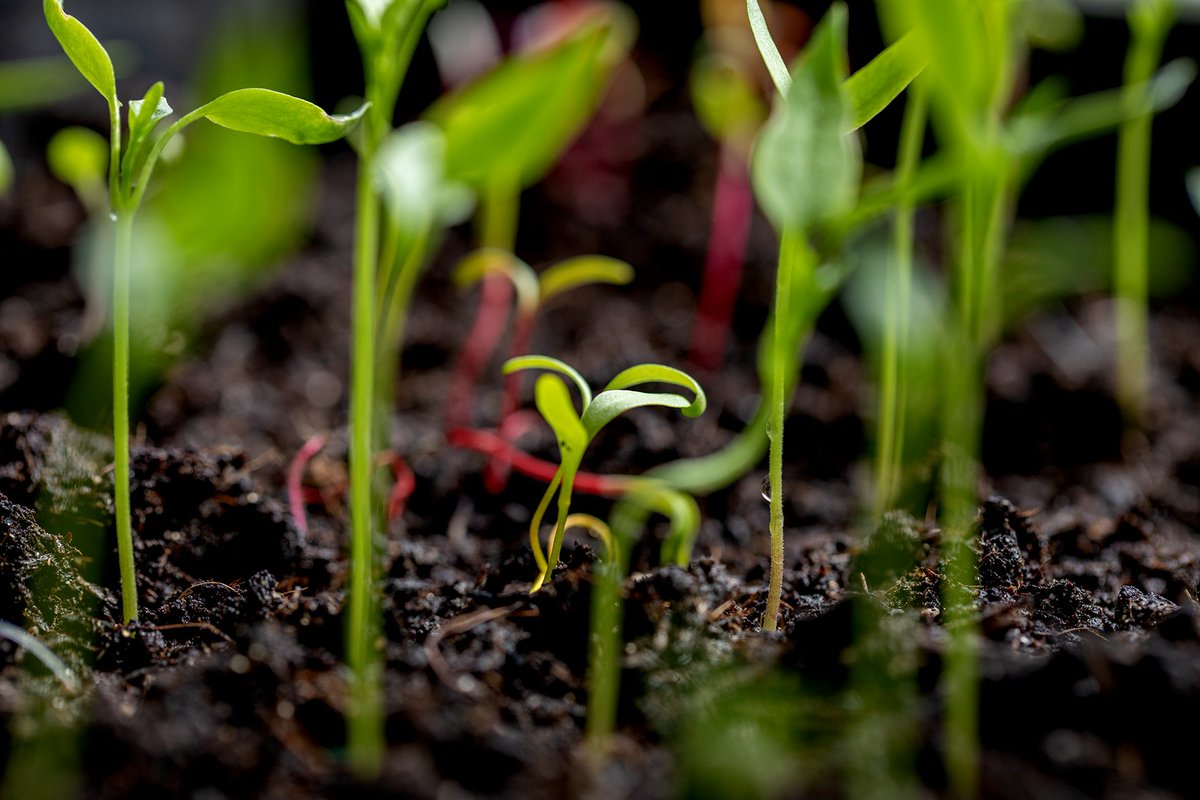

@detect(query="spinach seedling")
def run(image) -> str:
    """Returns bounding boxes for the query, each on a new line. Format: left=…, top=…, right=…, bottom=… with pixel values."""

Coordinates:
left=44, top=0, right=365, bottom=625
left=450, top=249, right=633, bottom=490
left=502, top=356, right=705, bottom=593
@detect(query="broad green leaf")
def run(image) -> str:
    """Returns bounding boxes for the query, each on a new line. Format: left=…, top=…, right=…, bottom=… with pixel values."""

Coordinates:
left=751, top=3, right=860, bottom=232
left=539, top=256, right=634, bottom=303
left=196, top=89, right=368, bottom=145
left=47, top=125, right=107, bottom=190
left=425, top=6, right=632, bottom=189
left=601, top=363, right=706, bottom=417
left=453, top=249, right=539, bottom=315
left=690, top=52, right=768, bottom=146
left=374, top=121, right=472, bottom=232
left=746, top=0, right=790, bottom=96
left=581, top=389, right=696, bottom=439
left=534, top=374, right=588, bottom=456
left=43, top=0, right=116, bottom=105
left=844, top=33, right=926, bottom=131
left=503, top=355, right=593, bottom=408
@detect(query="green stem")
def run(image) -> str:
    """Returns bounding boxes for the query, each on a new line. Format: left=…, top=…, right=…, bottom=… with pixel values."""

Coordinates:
left=347, top=154, right=383, bottom=778
left=874, top=87, right=927, bottom=518
left=1115, top=0, right=1174, bottom=423
left=112, top=210, right=137, bottom=624
left=764, top=230, right=810, bottom=632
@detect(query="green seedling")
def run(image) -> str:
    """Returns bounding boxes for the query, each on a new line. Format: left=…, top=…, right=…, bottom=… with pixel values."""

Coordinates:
left=44, top=0, right=365, bottom=627
left=344, top=0, right=446, bottom=777
left=502, top=356, right=705, bottom=593
left=1115, top=0, right=1176, bottom=423
left=450, top=250, right=633, bottom=488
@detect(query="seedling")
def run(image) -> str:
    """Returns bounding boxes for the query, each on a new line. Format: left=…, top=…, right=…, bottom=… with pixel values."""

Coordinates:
left=1115, top=0, right=1176, bottom=423
left=502, top=356, right=705, bottom=593
left=449, top=249, right=633, bottom=490
left=43, top=0, right=365, bottom=626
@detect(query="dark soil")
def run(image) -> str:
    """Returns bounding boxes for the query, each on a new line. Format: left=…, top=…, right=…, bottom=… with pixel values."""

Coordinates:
left=3, top=102, right=1200, bottom=800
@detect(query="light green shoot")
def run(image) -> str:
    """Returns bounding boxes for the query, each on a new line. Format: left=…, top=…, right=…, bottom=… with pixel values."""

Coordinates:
left=502, top=356, right=705, bottom=593
left=44, top=0, right=365, bottom=626
left=1115, top=0, right=1176, bottom=423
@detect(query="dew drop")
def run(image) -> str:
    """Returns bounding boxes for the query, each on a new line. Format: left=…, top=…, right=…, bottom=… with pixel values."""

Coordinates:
left=761, top=475, right=771, bottom=502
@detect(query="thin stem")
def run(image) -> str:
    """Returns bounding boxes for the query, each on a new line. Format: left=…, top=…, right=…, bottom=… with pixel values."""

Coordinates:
left=346, top=155, right=383, bottom=777
left=874, top=88, right=927, bottom=518
left=763, top=230, right=809, bottom=632
left=1115, top=0, right=1173, bottom=423
left=112, top=210, right=137, bottom=624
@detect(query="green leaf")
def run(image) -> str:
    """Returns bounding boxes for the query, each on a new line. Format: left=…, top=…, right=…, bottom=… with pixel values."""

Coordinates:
left=453, top=249, right=540, bottom=316
left=127, top=82, right=172, bottom=156
left=844, top=33, right=927, bottom=132
left=425, top=6, right=632, bottom=189
left=42, top=0, right=116, bottom=105
left=195, top=89, right=368, bottom=145
left=539, top=256, right=634, bottom=304
left=534, top=374, right=588, bottom=456
left=746, top=0, right=790, bottom=96
left=581, top=390, right=696, bottom=439
left=690, top=52, right=768, bottom=146
left=47, top=125, right=108, bottom=190
left=503, top=355, right=593, bottom=408
left=601, top=363, right=706, bottom=417
left=374, top=121, right=472, bottom=232
left=751, top=3, right=860, bottom=232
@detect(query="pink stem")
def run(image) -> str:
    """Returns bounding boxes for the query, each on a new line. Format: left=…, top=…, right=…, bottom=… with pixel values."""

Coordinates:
left=687, top=146, right=754, bottom=373
left=287, top=434, right=328, bottom=542
left=448, top=427, right=630, bottom=497
left=388, top=454, right=416, bottom=522
left=484, top=311, right=537, bottom=492
left=444, top=273, right=514, bottom=432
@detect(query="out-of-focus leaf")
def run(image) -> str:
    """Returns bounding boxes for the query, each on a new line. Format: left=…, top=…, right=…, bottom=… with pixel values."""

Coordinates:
left=844, top=33, right=926, bottom=131
left=374, top=121, right=472, bottom=232
left=425, top=5, right=632, bottom=189
left=751, top=3, right=859, bottom=232
left=1023, top=0, right=1084, bottom=52
left=47, top=126, right=107, bottom=194
left=42, top=0, right=116, bottom=105
left=539, top=256, right=633, bottom=303
left=197, top=89, right=367, bottom=144
left=691, top=52, right=768, bottom=146
left=0, top=141, right=12, bottom=195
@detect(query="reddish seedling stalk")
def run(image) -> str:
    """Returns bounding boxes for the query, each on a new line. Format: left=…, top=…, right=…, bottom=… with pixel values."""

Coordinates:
left=287, top=433, right=328, bottom=541
left=443, top=273, right=515, bottom=431
left=388, top=453, right=416, bottom=521
left=447, top=426, right=631, bottom=497
left=688, top=145, right=754, bottom=373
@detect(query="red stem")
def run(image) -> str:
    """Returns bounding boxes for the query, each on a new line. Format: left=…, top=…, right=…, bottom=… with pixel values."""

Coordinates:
left=287, top=434, right=328, bottom=541
left=444, top=273, right=514, bottom=431
left=687, top=146, right=754, bottom=373
left=484, top=311, right=537, bottom=492
left=448, top=427, right=630, bottom=497
left=388, top=454, right=416, bottom=522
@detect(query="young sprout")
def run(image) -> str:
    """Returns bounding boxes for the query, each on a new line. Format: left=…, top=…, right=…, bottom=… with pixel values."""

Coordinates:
left=502, top=356, right=705, bottom=593
left=43, top=0, right=365, bottom=626
left=1115, top=0, right=1176, bottom=423
left=449, top=249, right=633, bottom=490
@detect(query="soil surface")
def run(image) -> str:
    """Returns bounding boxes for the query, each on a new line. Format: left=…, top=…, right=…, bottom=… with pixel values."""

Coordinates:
left=3, top=107, right=1200, bottom=800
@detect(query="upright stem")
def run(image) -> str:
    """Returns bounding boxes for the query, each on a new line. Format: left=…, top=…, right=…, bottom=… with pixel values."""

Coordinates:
left=1115, top=0, right=1173, bottom=424
left=347, top=154, right=383, bottom=777
left=874, top=88, right=927, bottom=518
left=764, top=230, right=810, bottom=632
left=112, top=210, right=137, bottom=624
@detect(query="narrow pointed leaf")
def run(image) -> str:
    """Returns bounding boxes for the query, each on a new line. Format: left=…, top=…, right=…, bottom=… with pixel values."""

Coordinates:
left=751, top=3, right=860, bottom=232
left=844, top=33, right=926, bottom=131
left=197, top=89, right=368, bottom=144
left=453, top=249, right=540, bottom=315
left=503, top=355, right=593, bottom=408
left=746, top=0, right=791, bottom=96
left=43, top=0, right=116, bottom=104
left=539, top=256, right=634, bottom=304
